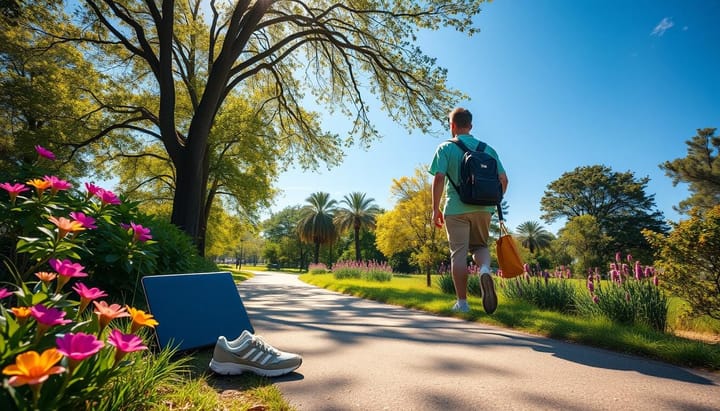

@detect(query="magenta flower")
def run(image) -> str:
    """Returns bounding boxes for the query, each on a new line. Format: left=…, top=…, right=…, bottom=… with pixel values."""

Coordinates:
left=56, top=332, right=104, bottom=372
left=107, top=329, right=147, bottom=364
left=523, top=263, right=530, bottom=273
left=127, top=222, right=152, bottom=243
left=587, top=280, right=595, bottom=293
left=615, top=252, right=621, bottom=263
left=85, top=182, right=102, bottom=197
left=626, top=254, right=633, bottom=263
left=652, top=275, right=659, bottom=287
left=0, top=182, right=30, bottom=203
left=69, top=212, right=97, bottom=230
left=72, top=282, right=108, bottom=315
left=644, top=266, right=654, bottom=278
left=43, top=175, right=72, bottom=194
left=35, top=145, right=56, bottom=160
left=634, top=261, right=642, bottom=281
left=592, top=295, right=599, bottom=304
left=31, top=304, right=72, bottom=340
left=96, top=188, right=121, bottom=205
left=0, top=287, right=13, bottom=299
left=49, top=258, right=88, bottom=292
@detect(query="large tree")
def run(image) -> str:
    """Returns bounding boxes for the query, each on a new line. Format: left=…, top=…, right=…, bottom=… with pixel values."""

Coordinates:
left=262, top=205, right=310, bottom=269
left=297, top=192, right=338, bottom=264
left=660, top=128, right=720, bottom=215
left=334, top=192, right=381, bottom=262
left=42, top=0, right=485, bottom=254
left=375, top=167, right=446, bottom=283
left=540, top=165, right=667, bottom=261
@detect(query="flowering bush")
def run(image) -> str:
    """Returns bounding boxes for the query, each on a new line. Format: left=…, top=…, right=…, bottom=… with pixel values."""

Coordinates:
left=575, top=253, right=668, bottom=331
left=501, top=266, right=578, bottom=313
left=0, top=146, right=182, bottom=409
left=332, top=260, right=393, bottom=282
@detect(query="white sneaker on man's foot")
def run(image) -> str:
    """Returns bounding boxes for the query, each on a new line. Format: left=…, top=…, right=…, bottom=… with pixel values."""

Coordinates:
left=452, top=301, right=470, bottom=313
left=209, top=330, right=302, bottom=377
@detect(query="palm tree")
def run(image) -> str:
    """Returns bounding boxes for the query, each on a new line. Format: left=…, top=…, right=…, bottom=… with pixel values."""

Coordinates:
left=297, top=192, right=338, bottom=264
left=334, top=192, right=381, bottom=261
left=516, top=221, right=554, bottom=254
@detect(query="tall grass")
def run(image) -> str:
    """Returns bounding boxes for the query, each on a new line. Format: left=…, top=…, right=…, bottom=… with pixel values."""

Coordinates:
left=502, top=274, right=577, bottom=313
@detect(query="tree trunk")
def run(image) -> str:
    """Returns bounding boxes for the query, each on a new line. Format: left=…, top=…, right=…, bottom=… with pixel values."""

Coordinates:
left=313, top=242, right=320, bottom=264
left=354, top=227, right=361, bottom=261
left=170, top=148, right=207, bottom=256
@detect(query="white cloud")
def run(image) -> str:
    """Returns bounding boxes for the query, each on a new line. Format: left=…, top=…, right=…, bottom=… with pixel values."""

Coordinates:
left=651, top=17, right=674, bottom=36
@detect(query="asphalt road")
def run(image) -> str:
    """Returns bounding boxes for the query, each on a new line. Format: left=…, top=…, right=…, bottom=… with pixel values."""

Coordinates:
left=236, top=271, right=719, bottom=411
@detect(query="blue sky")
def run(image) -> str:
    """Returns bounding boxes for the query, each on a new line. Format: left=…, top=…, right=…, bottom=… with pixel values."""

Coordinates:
left=269, top=0, right=720, bottom=234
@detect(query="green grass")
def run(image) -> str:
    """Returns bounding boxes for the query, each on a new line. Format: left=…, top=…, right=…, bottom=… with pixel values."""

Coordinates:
left=300, top=273, right=720, bottom=371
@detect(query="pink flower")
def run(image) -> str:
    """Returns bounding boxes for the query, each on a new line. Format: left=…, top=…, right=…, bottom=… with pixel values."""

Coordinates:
left=127, top=222, right=152, bottom=243
left=96, top=188, right=121, bottom=205
left=0, top=182, right=30, bottom=203
left=634, top=261, right=642, bottom=281
left=107, top=329, right=147, bottom=364
left=31, top=305, right=72, bottom=327
left=592, top=295, right=599, bottom=304
left=72, top=283, right=108, bottom=315
left=69, top=212, right=97, bottom=230
left=56, top=332, right=104, bottom=372
left=93, top=301, right=130, bottom=332
left=43, top=175, right=72, bottom=194
left=523, top=263, right=530, bottom=273
left=626, top=254, right=633, bottom=263
left=644, top=266, right=654, bottom=278
left=49, top=258, right=88, bottom=292
left=35, top=145, right=55, bottom=160
left=0, top=287, right=13, bottom=299
left=31, top=304, right=72, bottom=339
left=587, top=280, right=594, bottom=293
left=85, top=182, right=102, bottom=197
left=615, top=252, right=621, bottom=263
left=652, top=275, right=659, bottom=287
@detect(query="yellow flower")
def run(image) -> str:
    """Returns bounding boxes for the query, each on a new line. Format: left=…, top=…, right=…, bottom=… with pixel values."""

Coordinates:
left=26, top=179, right=52, bottom=198
left=2, top=348, right=65, bottom=386
left=126, top=306, right=159, bottom=333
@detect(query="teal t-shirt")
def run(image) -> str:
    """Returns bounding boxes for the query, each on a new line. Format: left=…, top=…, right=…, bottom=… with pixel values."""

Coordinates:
left=429, top=134, right=505, bottom=216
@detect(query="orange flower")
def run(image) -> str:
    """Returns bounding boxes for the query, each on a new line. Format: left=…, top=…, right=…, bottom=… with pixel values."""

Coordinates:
left=126, top=306, right=159, bottom=333
left=11, top=306, right=32, bottom=325
left=35, top=271, right=57, bottom=286
left=93, top=301, right=130, bottom=332
left=48, top=216, right=85, bottom=239
left=2, top=348, right=65, bottom=386
left=26, top=179, right=52, bottom=198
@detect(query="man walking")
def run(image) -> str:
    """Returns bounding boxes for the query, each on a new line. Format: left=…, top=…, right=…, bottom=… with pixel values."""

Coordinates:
left=429, top=107, right=508, bottom=314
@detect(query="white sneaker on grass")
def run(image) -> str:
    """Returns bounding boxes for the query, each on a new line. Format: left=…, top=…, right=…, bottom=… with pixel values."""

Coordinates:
left=209, top=330, right=302, bottom=377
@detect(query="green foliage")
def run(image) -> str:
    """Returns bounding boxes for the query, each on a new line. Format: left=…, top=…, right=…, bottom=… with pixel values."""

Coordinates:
left=334, top=192, right=381, bottom=262
left=659, top=128, right=720, bottom=214
left=436, top=274, right=482, bottom=297
left=541, top=165, right=668, bottom=262
left=298, top=192, right=339, bottom=264
left=556, top=215, right=611, bottom=274
left=515, top=221, right=554, bottom=254
left=644, top=205, right=720, bottom=321
left=501, top=275, right=577, bottom=313
left=308, top=263, right=329, bottom=274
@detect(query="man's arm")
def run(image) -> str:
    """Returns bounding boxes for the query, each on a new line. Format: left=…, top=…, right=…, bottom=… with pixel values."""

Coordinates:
left=432, top=172, right=445, bottom=228
left=499, top=173, right=509, bottom=194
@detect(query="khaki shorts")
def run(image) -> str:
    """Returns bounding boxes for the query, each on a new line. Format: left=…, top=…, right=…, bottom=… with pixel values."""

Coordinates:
left=444, top=212, right=492, bottom=268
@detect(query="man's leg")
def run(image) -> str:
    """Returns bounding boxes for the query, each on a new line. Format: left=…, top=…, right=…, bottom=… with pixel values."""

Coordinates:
left=468, top=212, right=497, bottom=314
left=445, top=215, right=470, bottom=311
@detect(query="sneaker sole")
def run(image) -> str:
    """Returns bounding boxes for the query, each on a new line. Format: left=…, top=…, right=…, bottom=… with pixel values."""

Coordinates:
left=209, top=359, right=301, bottom=377
left=480, top=274, right=498, bottom=314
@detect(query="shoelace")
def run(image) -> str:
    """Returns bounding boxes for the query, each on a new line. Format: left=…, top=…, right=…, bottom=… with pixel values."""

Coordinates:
left=250, top=335, right=280, bottom=356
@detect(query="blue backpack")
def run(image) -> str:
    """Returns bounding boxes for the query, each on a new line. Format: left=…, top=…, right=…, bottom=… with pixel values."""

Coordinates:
left=446, top=138, right=503, bottom=209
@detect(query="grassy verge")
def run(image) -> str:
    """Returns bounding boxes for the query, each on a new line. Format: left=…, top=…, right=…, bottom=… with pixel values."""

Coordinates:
left=300, top=273, right=720, bottom=371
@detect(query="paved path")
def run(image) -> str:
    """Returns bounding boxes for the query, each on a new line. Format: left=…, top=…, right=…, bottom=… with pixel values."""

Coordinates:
left=237, top=271, right=719, bottom=411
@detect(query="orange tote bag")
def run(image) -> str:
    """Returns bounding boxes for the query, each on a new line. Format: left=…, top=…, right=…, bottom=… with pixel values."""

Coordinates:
left=496, top=221, right=525, bottom=278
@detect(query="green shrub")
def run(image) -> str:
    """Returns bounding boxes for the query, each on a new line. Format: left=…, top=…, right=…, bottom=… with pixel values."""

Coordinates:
left=308, top=263, right=329, bottom=274
left=644, top=205, right=720, bottom=321
left=502, top=274, right=577, bottom=313
left=436, top=273, right=481, bottom=297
